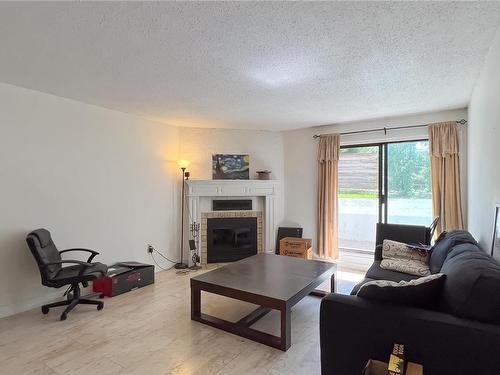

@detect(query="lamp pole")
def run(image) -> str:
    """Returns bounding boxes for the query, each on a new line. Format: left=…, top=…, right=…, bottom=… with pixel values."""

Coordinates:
left=175, top=167, right=188, bottom=269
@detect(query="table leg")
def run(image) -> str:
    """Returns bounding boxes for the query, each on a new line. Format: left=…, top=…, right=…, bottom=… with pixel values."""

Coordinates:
left=191, top=287, right=285, bottom=350
left=191, top=284, right=201, bottom=319
left=280, top=304, right=291, bottom=351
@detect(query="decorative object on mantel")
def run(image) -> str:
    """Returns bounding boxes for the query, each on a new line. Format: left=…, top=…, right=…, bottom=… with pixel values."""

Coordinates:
left=256, top=170, right=272, bottom=180
left=492, top=204, right=500, bottom=257
left=175, top=160, right=190, bottom=270
left=212, top=154, right=249, bottom=180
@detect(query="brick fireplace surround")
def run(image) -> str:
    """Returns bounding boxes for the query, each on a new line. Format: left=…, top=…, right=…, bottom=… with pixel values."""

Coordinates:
left=185, top=180, right=280, bottom=266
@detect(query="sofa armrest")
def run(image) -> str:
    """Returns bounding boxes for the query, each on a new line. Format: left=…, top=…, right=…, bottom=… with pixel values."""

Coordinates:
left=320, top=293, right=500, bottom=375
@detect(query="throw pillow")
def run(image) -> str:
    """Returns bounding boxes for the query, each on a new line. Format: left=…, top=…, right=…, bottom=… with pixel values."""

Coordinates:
left=357, top=273, right=446, bottom=308
left=380, top=239, right=430, bottom=276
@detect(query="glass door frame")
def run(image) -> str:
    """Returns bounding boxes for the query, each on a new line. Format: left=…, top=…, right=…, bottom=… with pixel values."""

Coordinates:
left=340, top=138, right=429, bottom=225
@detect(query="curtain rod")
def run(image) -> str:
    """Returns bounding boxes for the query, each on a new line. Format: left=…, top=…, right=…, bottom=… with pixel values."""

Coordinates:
left=312, top=119, right=467, bottom=139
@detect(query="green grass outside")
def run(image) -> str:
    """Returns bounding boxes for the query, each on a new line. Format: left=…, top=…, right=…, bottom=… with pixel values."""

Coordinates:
left=339, top=190, right=378, bottom=199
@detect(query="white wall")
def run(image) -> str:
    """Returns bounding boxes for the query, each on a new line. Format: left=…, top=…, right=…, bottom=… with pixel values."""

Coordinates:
left=0, top=83, right=181, bottom=318
left=0, top=89, right=289, bottom=317
left=282, top=108, right=468, bottom=251
left=178, top=128, right=284, bottom=181
left=178, top=127, right=285, bottom=225
left=468, top=28, right=500, bottom=254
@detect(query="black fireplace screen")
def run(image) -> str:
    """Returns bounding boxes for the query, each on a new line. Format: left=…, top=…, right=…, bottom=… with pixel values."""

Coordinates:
left=207, top=217, right=258, bottom=263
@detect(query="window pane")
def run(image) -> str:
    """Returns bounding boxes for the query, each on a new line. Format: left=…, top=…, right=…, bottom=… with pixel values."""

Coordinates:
left=387, top=141, right=432, bottom=225
left=338, top=146, right=379, bottom=252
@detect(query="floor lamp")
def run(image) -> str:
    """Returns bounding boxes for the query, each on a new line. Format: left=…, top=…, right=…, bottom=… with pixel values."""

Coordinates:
left=175, top=160, right=190, bottom=269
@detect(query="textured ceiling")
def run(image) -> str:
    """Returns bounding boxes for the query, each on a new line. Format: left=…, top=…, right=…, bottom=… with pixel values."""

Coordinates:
left=1, top=2, right=500, bottom=131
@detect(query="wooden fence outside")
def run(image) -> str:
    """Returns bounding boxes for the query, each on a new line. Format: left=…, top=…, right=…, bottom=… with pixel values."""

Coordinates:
left=338, top=152, right=378, bottom=191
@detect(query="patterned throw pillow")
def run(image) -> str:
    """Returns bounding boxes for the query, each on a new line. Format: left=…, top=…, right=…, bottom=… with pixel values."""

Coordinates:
left=357, top=273, right=446, bottom=308
left=380, top=239, right=431, bottom=276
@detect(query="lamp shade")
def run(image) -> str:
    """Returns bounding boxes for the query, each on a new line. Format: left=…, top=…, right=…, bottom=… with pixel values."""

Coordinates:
left=177, top=159, right=190, bottom=169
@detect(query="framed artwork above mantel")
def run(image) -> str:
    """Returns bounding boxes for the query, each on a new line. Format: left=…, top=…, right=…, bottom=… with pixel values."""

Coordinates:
left=212, top=154, right=249, bottom=180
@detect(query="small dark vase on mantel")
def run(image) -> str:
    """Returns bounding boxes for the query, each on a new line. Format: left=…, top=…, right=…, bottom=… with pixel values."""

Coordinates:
left=256, top=170, right=271, bottom=180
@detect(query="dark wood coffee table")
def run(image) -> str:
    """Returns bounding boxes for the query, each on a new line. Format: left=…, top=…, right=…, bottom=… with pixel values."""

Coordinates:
left=190, top=253, right=336, bottom=351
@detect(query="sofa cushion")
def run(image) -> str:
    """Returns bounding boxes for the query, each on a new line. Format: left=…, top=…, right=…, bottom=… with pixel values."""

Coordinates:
left=366, top=261, right=419, bottom=283
left=357, top=273, right=446, bottom=308
left=381, top=258, right=430, bottom=277
left=430, top=230, right=478, bottom=273
left=440, top=249, right=500, bottom=324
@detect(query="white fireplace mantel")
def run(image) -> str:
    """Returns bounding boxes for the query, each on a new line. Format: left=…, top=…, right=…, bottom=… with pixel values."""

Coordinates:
left=185, top=179, right=280, bottom=254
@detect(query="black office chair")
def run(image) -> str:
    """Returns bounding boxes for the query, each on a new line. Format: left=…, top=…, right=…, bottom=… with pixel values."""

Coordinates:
left=26, top=228, right=108, bottom=320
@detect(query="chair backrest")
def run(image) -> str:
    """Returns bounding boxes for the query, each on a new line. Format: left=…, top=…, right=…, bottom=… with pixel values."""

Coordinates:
left=375, top=222, right=430, bottom=247
left=374, top=223, right=431, bottom=261
left=428, top=216, right=440, bottom=240
left=26, top=229, right=62, bottom=284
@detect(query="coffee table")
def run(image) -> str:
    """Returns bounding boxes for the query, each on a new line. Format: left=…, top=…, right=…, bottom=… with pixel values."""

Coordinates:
left=190, top=253, right=336, bottom=351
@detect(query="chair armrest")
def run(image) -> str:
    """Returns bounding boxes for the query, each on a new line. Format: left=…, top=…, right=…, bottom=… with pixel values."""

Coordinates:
left=42, top=260, right=94, bottom=276
left=60, top=248, right=99, bottom=262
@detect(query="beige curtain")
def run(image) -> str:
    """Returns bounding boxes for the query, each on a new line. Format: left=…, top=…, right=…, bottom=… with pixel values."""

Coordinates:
left=429, top=122, right=464, bottom=234
left=317, top=134, right=340, bottom=259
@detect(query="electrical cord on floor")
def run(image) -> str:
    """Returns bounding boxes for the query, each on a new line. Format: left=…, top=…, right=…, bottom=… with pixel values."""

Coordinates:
left=148, top=245, right=177, bottom=271
left=149, top=245, right=178, bottom=264
left=148, top=245, right=199, bottom=275
left=150, top=252, right=175, bottom=271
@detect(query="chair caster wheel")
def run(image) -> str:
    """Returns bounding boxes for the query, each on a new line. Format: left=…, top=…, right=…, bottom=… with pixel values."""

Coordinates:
left=41, top=306, right=49, bottom=315
left=60, top=313, right=67, bottom=321
left=97, top=303, right=104, bottom=311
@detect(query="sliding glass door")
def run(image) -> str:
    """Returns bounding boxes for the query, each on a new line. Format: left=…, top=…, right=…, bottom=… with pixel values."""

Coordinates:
left=338, top=140, right=432, bottom=253
left=387, top=141, right=432, bottom=225
left=338, top=146, right=380, bottom=252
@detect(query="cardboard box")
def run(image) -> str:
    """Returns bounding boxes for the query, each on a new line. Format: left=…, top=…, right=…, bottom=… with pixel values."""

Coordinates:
left=363, top=360, right=423, bottom=375
left=405, top=362, right=423, bottom=375
left=279, top=237, right=313, bottom=259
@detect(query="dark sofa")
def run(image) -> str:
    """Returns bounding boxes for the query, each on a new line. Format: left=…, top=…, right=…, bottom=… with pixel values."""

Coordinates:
left=320, top=224, right=500, bottom=375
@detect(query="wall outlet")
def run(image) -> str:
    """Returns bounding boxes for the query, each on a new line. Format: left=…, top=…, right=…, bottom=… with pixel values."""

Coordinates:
left=147, top=244, right=154, bottom=253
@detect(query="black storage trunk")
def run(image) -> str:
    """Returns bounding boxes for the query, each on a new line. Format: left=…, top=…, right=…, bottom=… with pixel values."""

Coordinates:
left=93, top=261, right=154, bottom=297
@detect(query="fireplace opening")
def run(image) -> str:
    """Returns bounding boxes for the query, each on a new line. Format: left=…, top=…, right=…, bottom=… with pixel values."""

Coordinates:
left=207, top=217, right=257, bottom=263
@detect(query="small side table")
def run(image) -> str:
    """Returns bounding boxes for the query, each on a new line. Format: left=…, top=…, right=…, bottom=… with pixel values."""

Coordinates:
left=363, top=360, right=423, bottom=375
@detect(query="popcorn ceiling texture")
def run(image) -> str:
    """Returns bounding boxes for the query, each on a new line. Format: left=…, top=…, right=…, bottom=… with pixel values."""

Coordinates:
left=0, top=2, right=499, bottom=130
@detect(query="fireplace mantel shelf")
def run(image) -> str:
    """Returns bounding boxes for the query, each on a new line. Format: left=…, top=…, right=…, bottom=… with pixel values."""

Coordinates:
left=185, top=179, right=280, bottom=259
left=186, top=179, right=280, bottom=197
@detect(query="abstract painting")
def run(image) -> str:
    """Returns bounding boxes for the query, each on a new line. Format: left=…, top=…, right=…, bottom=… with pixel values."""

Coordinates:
left=212, top=154, right=249, bottom=180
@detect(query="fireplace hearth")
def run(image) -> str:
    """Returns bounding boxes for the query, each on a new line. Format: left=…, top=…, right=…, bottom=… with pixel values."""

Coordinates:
left=207, top=217, right=257, bottom=263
